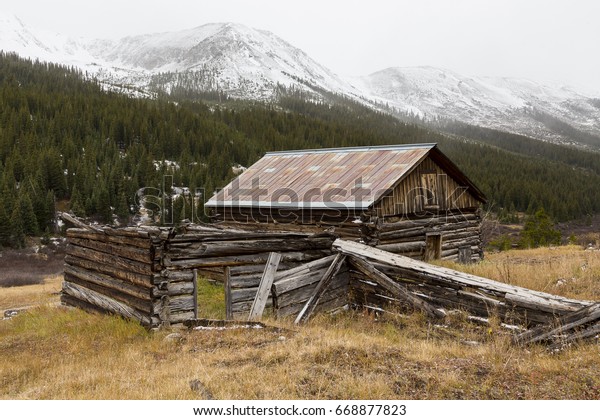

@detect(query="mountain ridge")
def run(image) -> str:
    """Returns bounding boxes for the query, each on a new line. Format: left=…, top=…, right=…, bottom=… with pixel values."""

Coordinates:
left=1, top=11, right=599, bottom=148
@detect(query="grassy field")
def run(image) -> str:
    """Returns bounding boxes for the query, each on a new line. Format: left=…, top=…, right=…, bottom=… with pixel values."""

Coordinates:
left=1, top=245, right=599, bottom=399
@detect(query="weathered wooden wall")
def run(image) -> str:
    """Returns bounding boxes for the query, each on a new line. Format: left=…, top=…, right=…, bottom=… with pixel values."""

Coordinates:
left=364, top=210, right=483, bottom=263
left=61, top=223, right=342, bottom=326
left=62, top=226, right=195, bottom=328
left=372, top=156, right=482, bottom=217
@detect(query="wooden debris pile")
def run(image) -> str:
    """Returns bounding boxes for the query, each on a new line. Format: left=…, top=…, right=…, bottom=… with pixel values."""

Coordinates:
left=331, top=239, right=599, bottom=346
left=336, top=239, right=593, bottom=323
left=60, top=214, right=599, bottom=346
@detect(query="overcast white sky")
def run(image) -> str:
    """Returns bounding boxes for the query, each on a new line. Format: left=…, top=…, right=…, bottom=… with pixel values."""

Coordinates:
left=4, top=0, right=600, bottom=94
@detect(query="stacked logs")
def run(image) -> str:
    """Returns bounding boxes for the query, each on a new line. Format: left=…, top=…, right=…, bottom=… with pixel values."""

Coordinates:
left=366, top=211, right=483, bottom=262
left=61, top=216, right=338, bottom=326
left=62, top=225, right=192, bottom=328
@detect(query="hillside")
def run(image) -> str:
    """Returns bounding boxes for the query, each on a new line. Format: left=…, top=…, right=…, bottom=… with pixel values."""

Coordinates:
left=2, top=12, right=600, bottom=149
left=2, top=52, right=600, bottom=250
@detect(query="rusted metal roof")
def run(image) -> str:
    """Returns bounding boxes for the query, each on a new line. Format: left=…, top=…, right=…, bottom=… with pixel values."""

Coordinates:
left=206, top=144, right=449, bottom=210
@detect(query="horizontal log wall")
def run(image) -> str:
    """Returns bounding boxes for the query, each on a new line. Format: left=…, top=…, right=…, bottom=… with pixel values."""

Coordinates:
left=62, top=223, right=339, bottom=326
left=369, top=211, right=483, bottom=262
left=62, top=227, right=174, bottom=329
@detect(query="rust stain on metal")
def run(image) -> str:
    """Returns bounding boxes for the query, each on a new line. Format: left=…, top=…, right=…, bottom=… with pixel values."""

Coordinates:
left=208, top=144, right=436, bottom=209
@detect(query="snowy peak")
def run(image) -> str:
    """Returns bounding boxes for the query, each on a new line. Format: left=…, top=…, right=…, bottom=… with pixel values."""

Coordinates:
left=1, top=12, right=599, bottom=148
left=359, top=66, right=600, bottom=146
left=0, top=11, right=95, bottom=67
left=84, top=22, right=355, bottom=99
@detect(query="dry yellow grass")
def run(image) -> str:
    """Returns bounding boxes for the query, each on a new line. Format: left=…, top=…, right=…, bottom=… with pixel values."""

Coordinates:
left=0, top=275, right=63, bottom=312
left=1, top=245, right=599, bottom=400
left=442, top=245, right=600, bottom=301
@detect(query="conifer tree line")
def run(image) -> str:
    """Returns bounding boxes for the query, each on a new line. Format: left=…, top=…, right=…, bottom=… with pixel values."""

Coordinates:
left=1, top=52, right=600, bottom=247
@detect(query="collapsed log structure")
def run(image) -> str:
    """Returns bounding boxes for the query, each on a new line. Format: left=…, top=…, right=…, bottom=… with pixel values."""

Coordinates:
left=61, top=214, right=599, bottom=346
left=205, top=144, right=487, bottom=263
left=61, top=214, right=342, bottom=328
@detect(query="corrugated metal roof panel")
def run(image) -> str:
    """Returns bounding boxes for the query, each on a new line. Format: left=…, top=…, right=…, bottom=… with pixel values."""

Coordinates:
left=206, top=144, right=436, bottom=210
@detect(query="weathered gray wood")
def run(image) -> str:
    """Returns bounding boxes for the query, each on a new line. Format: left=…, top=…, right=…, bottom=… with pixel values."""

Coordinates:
left=348, top=256, right=445, bottom=319
left=166, top=236, right=334, bottom=258
left=162, top=250, right=330, bottom=269
left=272, top=267, right=329, bottom=296
left=248, top=252, right=282, bottom=321
left=67, top=245, right=153, bottom=276
left=68, top=237, right=152, bottom=264
left=157, top=295, right=171, bottom=328
left=514, top=302, right=600, bottom=345
left=168, top=295, right=195, bottom=313
left=224, top=266, right=232, bottom=320
left=64, top=265, right=150, bottom=300
left=275, top=269, right=348, bottom=309
left=64, top=272, right=153, bottom=314
left=377, top=241, right=425, bottom=253
left=65, top=255, right=153, bottom=288
left=334, top=239, right=591, bottom=319
left=62, top=281, right=153, bottom=326
left=295, top=253, right=347, bottom=324
left=67, top=228, right=152, bottom=249
left=152, top=281, right=195, bottom=297
left=193, top=269, right=198, bottom=319
left=60, top=213, right=104, bottom=233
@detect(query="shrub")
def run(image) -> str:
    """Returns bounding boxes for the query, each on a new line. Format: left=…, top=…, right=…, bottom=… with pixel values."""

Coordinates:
left=519, top=208, right=561, bottom=248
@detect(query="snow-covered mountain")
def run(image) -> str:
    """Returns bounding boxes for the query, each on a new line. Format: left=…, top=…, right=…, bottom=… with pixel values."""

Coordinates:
left=2, top=11, right=599, bottom=148
left=355, top=67, right=600, bottom=147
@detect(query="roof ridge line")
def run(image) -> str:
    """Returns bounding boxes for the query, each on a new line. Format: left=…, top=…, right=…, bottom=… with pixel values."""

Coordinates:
left=265, top=143, right=437, bottom=156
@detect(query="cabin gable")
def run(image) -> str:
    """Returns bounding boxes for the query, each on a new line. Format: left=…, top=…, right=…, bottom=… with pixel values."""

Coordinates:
left=372, top=156, right=483, bottom=217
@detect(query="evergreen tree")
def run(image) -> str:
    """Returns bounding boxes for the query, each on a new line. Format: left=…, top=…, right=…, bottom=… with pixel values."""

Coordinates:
left=19, top=192, right=39, bottom=236
left=9, top=203, right=25, bottom=248
left=0, top=205, right=11, bottom=247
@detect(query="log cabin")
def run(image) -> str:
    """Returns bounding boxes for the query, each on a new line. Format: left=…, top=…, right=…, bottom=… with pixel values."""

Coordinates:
left=205, top=144, right=487, bottom=263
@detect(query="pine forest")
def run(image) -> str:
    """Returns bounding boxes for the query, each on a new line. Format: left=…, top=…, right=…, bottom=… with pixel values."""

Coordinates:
left=1, top=52, right=600, bottom=248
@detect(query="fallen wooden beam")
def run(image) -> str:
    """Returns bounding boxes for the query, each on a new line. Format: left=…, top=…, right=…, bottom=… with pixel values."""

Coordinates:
left=513, top=302, right=600, bottom=346
left=334, top=238, right=592, bottom=323
left=295, top=253, right=346, bottom=324
left=348, top=256, right=445, bottom=319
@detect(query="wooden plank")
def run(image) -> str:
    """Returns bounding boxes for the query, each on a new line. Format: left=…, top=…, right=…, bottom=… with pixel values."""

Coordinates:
left=65, top=255, right=153, bottom=288
left=333, top=239, right=591, bottom=316
left=294, top=253, right=347, bottom=324
left=67, top=245, right=153, bottom=276
left=275, top=269, right=348, bottom=309
left=193, top=269, right=198, bottom=319
left=224, top=266, right=232, bottom=320
left=166, top=236, right=334, bottom=258
left=248, top=252, right=282, bottom=321
left=67, top=228, right=152, bottom=249
left=62, top=281, right=153, bottom=326
left=64, top=265, right=151, bottom=300
left=61, top=213, right=103, bottom=232
left=514, top=302, right=600, bottom=345
left=348, top=256, right=445, bottom=319
left=162, top=249, right=330, bottom=269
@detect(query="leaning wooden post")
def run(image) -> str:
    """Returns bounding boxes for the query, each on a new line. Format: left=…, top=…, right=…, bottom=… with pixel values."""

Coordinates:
left=349, top=256, right=445, bottom=319
left=248, top=252, right=282, bottom=321
left=192, top=269, right=198, bottom=319
left=224, top=266, right=232, bottom=320
left=295, top=253, right=346, bottom=325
